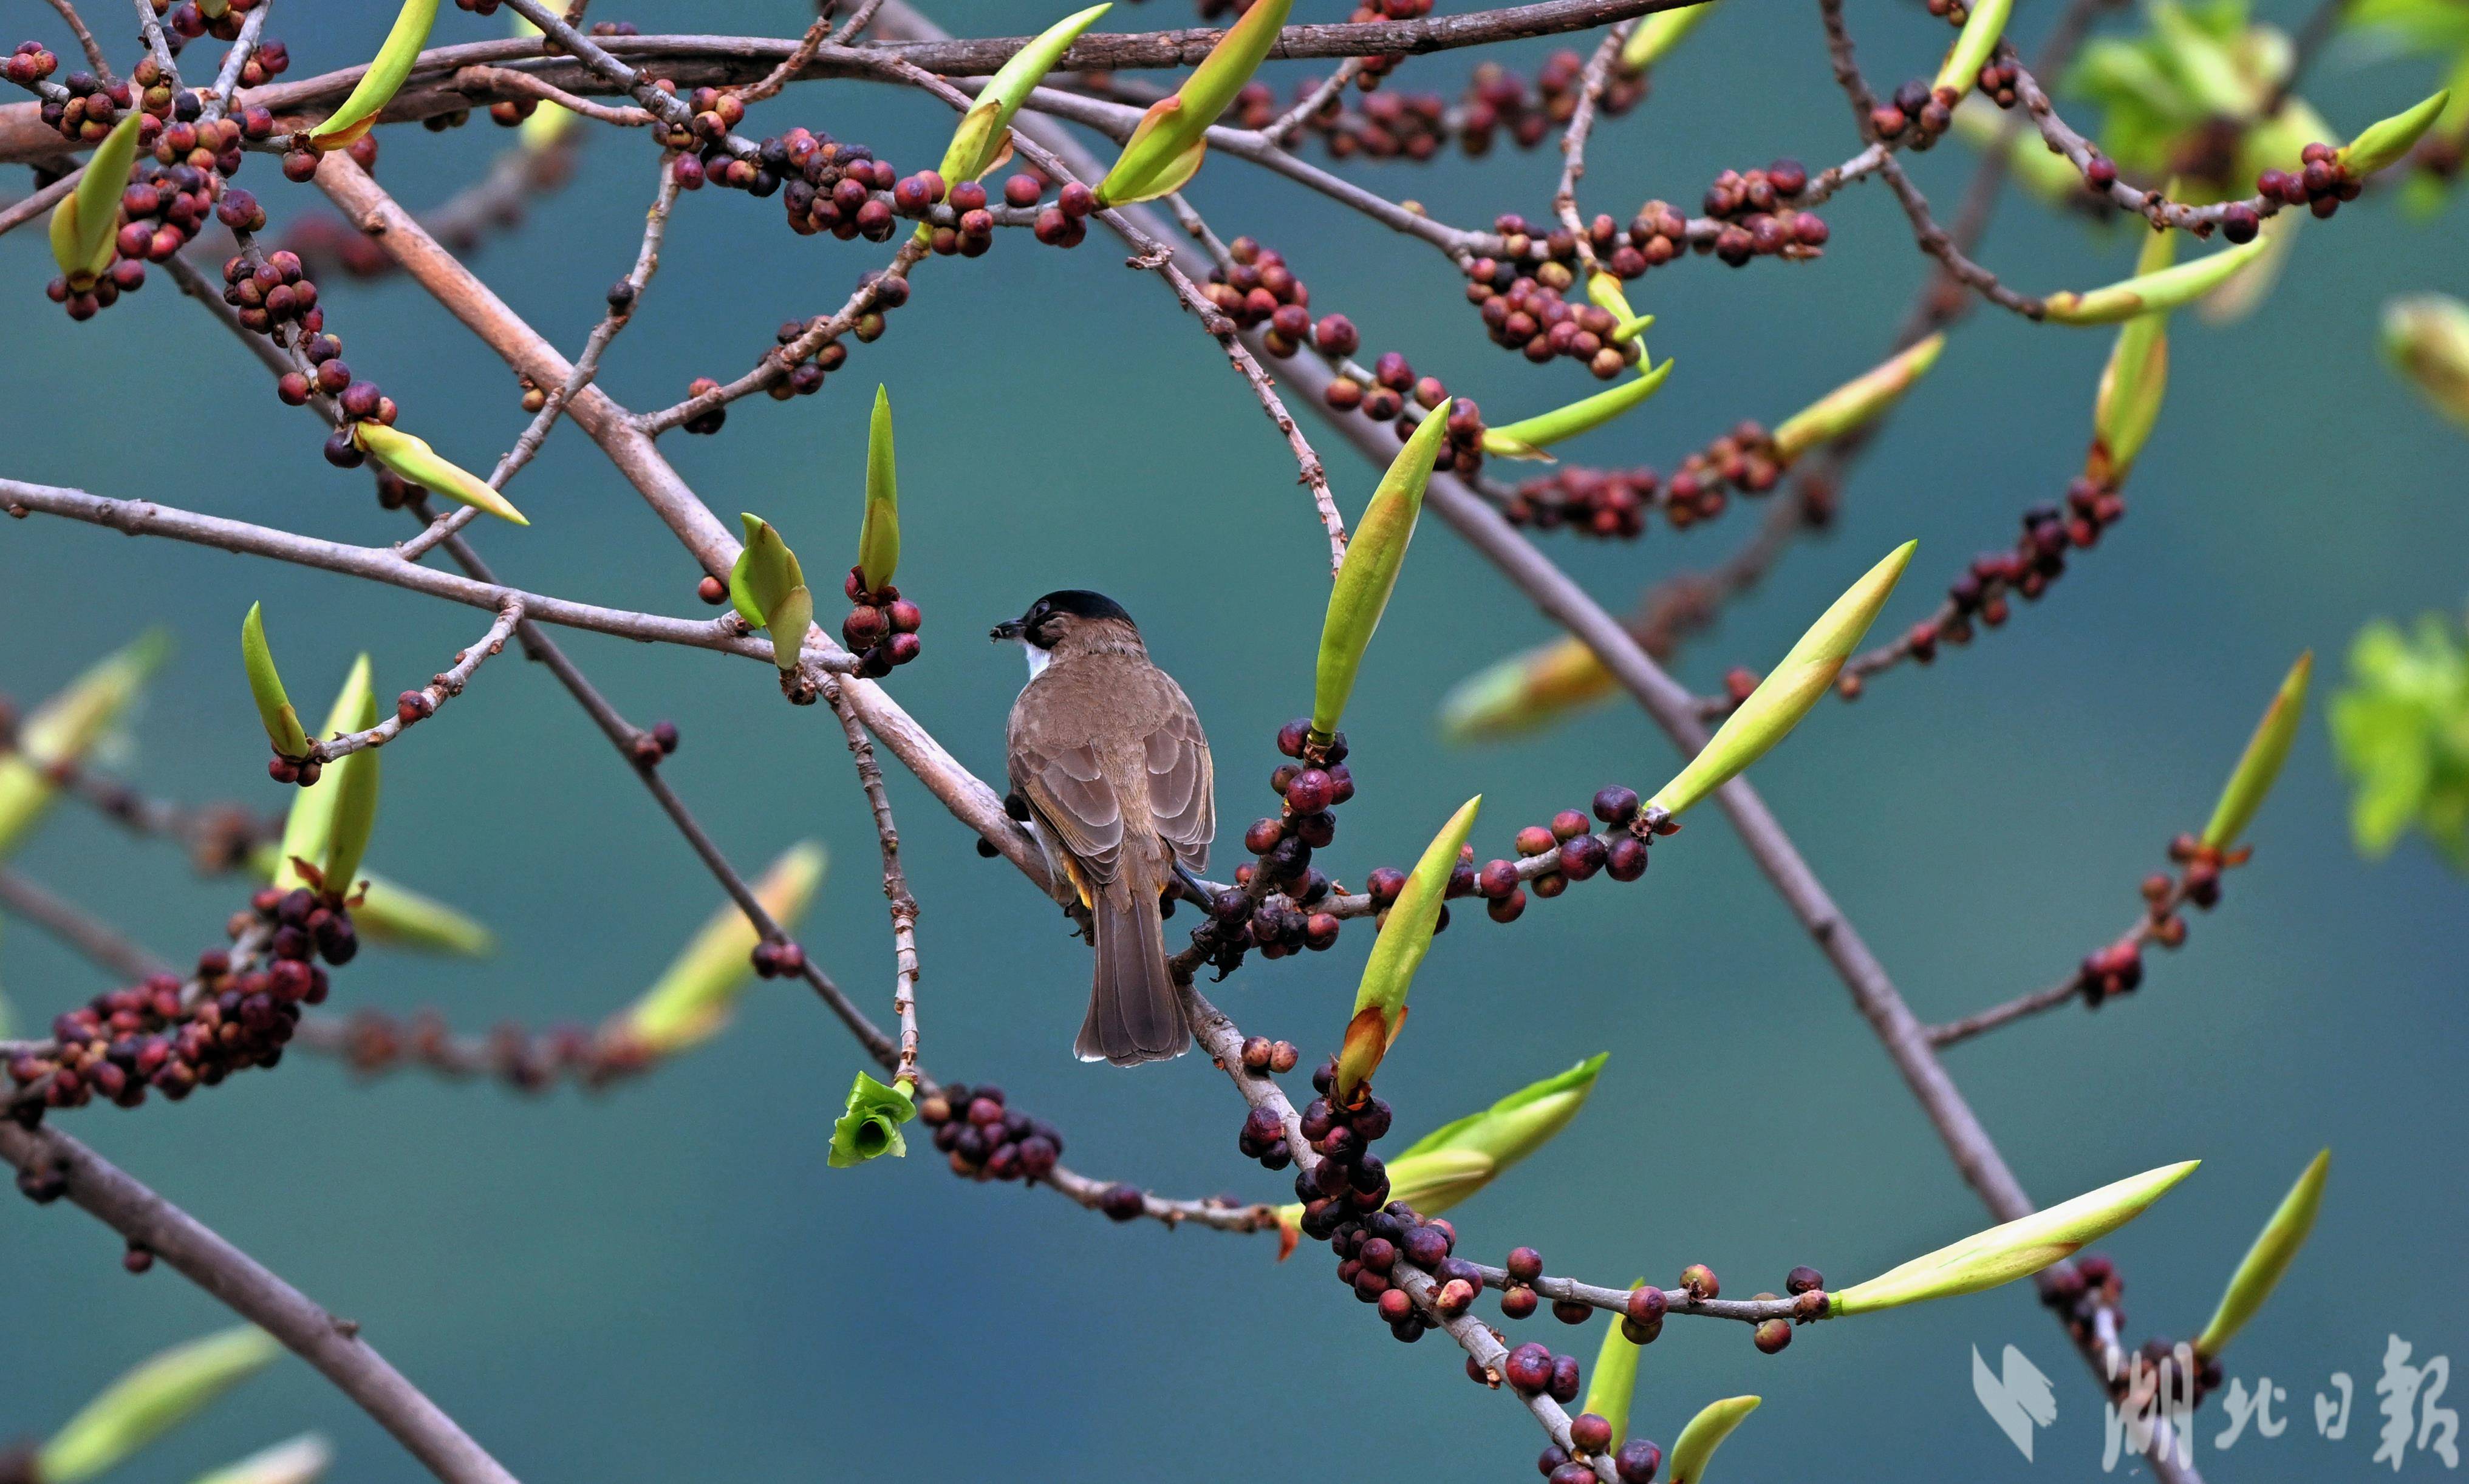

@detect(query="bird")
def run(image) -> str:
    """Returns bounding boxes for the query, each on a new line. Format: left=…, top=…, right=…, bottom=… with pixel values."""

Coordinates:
left=992, top=590, right=1214, bottom=1065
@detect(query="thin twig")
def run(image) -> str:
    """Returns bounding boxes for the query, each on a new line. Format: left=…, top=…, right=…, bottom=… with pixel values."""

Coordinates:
left=44, top=0, right=114, bottom=82
left=0, top=867, right=173, bottom=981
left=310, top=601, right=524, bottom=763
left=824, top=678, right=923, bottom=1086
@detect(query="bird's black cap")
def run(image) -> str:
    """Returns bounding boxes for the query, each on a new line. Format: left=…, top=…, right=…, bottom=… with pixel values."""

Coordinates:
left=992, top=590, right=1134, bottom=641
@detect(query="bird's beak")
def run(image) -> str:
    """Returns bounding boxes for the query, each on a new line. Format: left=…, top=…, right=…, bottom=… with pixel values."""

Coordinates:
left=989, top=618, right=1024, bottom=642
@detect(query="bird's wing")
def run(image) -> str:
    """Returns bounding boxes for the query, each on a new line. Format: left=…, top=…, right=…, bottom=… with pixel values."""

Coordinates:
left=1012, top=731, right=1127, bottom=887
left=1143, top=675, right=1214, bottom=874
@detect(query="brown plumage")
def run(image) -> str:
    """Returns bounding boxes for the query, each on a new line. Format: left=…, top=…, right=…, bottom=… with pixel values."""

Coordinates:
left=995, top=591, right=1214, bottom=1066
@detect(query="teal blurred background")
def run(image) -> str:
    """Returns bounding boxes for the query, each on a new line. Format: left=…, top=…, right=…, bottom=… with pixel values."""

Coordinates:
left=4, top=1, right=2465, bottom=1479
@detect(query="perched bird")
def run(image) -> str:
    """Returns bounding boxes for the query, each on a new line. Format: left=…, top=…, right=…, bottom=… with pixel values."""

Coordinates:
left=993, top=591, right=1214, bottom=1065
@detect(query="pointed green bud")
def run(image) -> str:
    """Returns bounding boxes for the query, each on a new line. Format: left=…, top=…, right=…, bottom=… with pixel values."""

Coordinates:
left=1648, top=543, right=1914, bottom=817
left=859, top=386, right=901, bottom=592
left=1621, top=2, right=1718, bottom=70
left=1439, top=635, right=1617, bottom=743
left=352, top=423, right=528, bottom=525
left=2202, top=652, right=2312, bottom=851
left=1094, top=0, right=1293, bottom=204
left=1480, top=359, right=1675, bottom=461
left=1935, top=0, right=2015, bottom=95
left=2041, top=236, right=2271, bottom=325
left=241, top=604, right=312, bottom=760
left=1771, top=335, right=1945, bottom=464
left=190, top=1435, right=333, bottom=1484
left=615, top=843, right=827, bottom=1055
left=1586, top=272, right=1653, bottom=347
left=2338, top=89, right=2450, bottom=177
left=2089, top=228, right=2178, bottom=483
left=828, top=1069, right=916, bottom=1166
left=1831, top=1161, right=2199, bottom=1315
left=1583, top=1282, right=1650, bottom=1447
left=731, top=514, right=812, bottom=674
left=2382, top=293, right=2469, bottom=432
left=1394, top=1052, right=1605, bottom=1191
left=306, top=0, right=439, bottom=149
left=49, top=112, right=143, bottom=289
left=937, top=4, right=1111, bottom=185
left=322, top=732, right=381, bottom=897
left=1313, top=401, right=1451, bottom=737
left=38, top=1327, right=282, bottom=1484
left=272, top=656, right=374, bottom=893
left=2196, top=1149, right=2329, bottom=1359
left=1337, top=795, right=1480, bottom=1100
left=0, top=631, right=170, bottom=862
left=1667, top=1395, right=1760, bottom=1484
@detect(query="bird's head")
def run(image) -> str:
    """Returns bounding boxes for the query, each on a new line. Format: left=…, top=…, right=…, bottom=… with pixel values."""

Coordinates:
left=991, top=591, right=1139, bottom=662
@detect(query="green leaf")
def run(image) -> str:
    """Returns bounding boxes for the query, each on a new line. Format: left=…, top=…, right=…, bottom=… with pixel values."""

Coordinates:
left=828, top=1069, right=917, bottom=1166
left=1583, top=1284, right=1649, bottom=1447
left=1771, top=335, right=1945, bottom=464
left=1439, top=635, right=1617, bottom=743
left=306, top=0, right=440, bottom=148
left=937, top=4, right=1112, bottom=183
left=39, top=1328, right=282, bottom=1484
left=2091, top=229, right=2178, bottom=482
left=2382, top=292, right=2469, bottom=432
left=272, top=656, right=374, bottom=893
left=2041, top=236, right=2272, bottom=325
left=1336, top=794, right=1480, bottom=1100
left=731, top=514, right=811, bottom=673
left=618, top=843, right=827, bottom=1055
left=2202, top=651, right=2312, bottom=850
left=1094, top=0, right=1293, bottom=204
left=1831, top=1162, right=2199, bottom=1315
left=2338, top=88, right=2451, bottom=175
left=188, top=1435, right=333, bottom=1484
left=1312, top=402, right=1452, bottom=736
left=352, top=423, right=528, bottom=525
left=0, top=630, right=171, bottom=862
left=1935, top=0, right=2016, bottom=94
left=859, top=386, right=901, bottom=592
left=1667, top=1395, right=1760, bottom=1484
left=50, top=112, right=143, bottom=287
left=1480, top=359, right=1675, bottom=460
left=1621, top=2, right=1718, bottom=70
left=2196, top=1148, right=2329, bottom=1358
left=1648, top=542, right=1914, bottom=817
left=241, top=604, right=312, bottom=759
left=322, top=738, right=380, bottom=896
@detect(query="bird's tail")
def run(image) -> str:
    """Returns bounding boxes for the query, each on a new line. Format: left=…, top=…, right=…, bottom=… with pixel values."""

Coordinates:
left=1076, top=885, right=1190, bottom=1066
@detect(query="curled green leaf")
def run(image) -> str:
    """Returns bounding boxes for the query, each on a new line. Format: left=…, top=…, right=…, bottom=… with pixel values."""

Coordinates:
left=859, top=386, right=901, bottom=592
left=50, top=111, right=143, bottom=288
left=352, top=423, right=528, bottom=525
left=306, top=0, right=440, bottom=149
left=1313, top=401, right=1451, bottom=737
left=272, top=655, right=374, bottom=893
left=828, top=1069, right=917, bottom=1166
left=2202, top=651, right=2313, bottom=851
left=2041, top=236, right=2270, bottom=325
left=1583, top=1282, right=1649, bottom=1447
left=2382, top=292, right=2469, bottom=431
left=1667, top=1395, right=1760, bottom=1484
left=1621, top=2, right=1718, bottom=70
left=39, top=1327, right=282, bottom=1484
left=1771, top=335, right=1945, bottom=464
left=2337, top=88, right=2451, bottom=176
left=2090, top=227, right=2178, bottom=483
left=190, top=1434, right=333, bottom=1484
left=1336, top=794, right=1480, bottom=1100
left=241, top=603, right=312, bottom=760
left=937, top=4, right=1111, bottom=185
left=1094, top=0, right=1293, bottom=204
left=1831, top=1162, right=2199, bottom=1315
left=615, top=843, right=827, bottom=1055
left=1935, top=0, right=2016, bottom=95
left=1439, top=635, right=1617, bottom=743
left=0, top=630, right=170, bottom=862
left=731, top=514, right=811, bottom=673
left=1586, top=272, right=1653, bottom=347
left=1648, top=542, right=1914, bottom=818
left=2196, top=1149, right=2329, bottom=1358
left=1480, top=359, right=1674, bottom=461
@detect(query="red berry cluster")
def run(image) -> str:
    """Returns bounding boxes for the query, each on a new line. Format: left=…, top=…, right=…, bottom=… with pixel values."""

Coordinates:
left=920, top=1081, right=1065, bottom=1183
left=24, top=62, right=128, bottom=145
left=841, top=568, right=923, bottom=678
left=2258, top=141, right=2362, bottom=220
left=771, top=128, right=899, bottom=238
left=1699, top=161, right=1828, bottom=266
left=7, top=887, right=357, bottom=1128
left=1325, top=353, right=1492, bottom=472
left=898, top=172, right=999, bottom=257
left=679, top=376, right=728, bottom=434
left=3, top=41, right=58, bottom=91
left=1226, top=51, right=1644, bottom=162
left=1902, top=493, right=2115, bottom=665
left=281, top=132, right=378, bottom=182
left=1871, top=80, right=1958, bottom=150
left=158, top=0, right=268, bottom=44
left=759, top=316, right=853, bottom=403
left=1466, top=245, right=1645, bottom=378
left=749, top=937, right=807, bottom=979
left=1204, top=236, right=1313, bottom=351
left=1028, top=178, right=1097, bottom=247
left=1503, top=420, right=1783, bottom=538
left=1226, top=720, right=1359, bottom=958
left=1470, top=787, right=1658, bottom=925
left=1294, top=1061, right=1406, bottom=1237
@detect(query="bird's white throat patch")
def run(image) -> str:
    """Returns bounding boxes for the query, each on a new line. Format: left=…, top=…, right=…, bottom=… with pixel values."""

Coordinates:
left=1020, top=642, right=1051, bottom=681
